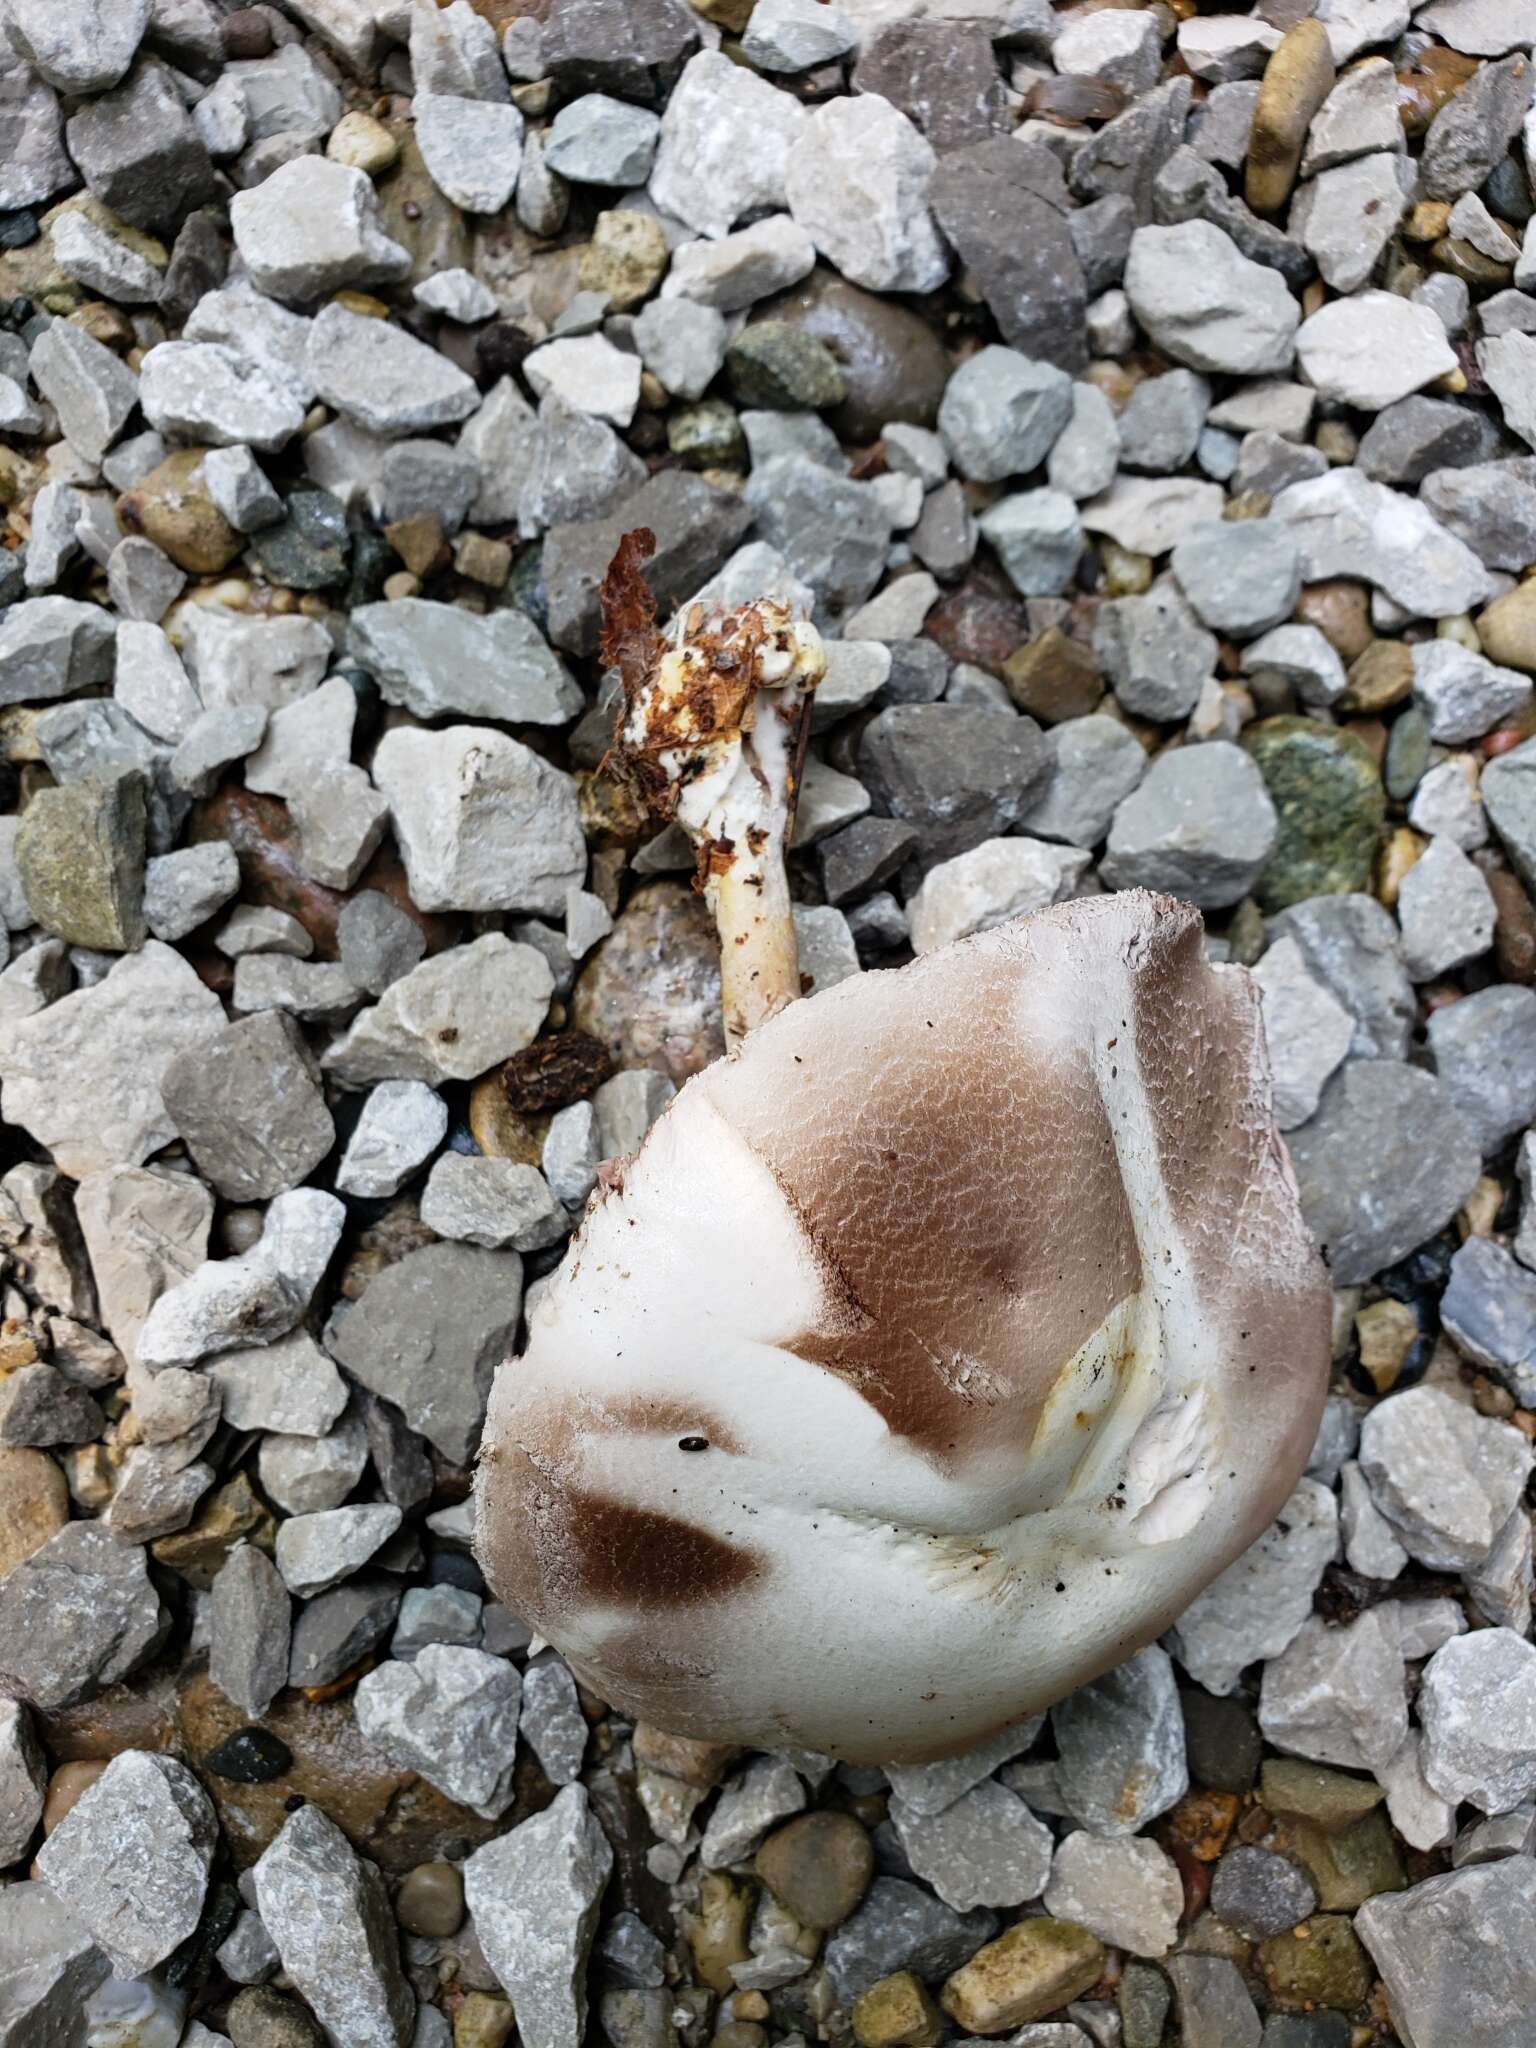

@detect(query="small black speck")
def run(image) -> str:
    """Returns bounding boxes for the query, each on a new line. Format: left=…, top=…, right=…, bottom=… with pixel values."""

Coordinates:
left=678, top=1436, right=709, bottom=1453
left=1054, top=1581, right=1066, bottom=1593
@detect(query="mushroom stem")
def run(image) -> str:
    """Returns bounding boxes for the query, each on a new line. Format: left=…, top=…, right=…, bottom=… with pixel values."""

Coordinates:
left=599, top=530, right=826, bottom=1048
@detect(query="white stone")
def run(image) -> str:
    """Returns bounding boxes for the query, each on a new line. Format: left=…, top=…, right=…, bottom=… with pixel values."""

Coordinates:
left=1253, top=936, right=1354, bottom=1128
left=414, top=92, right=524, bottom=213
left=1043, top=1831, right=1184, bottom=1958
left=1169, top=1478, right=1340, bottom=1696
left=522, top=334, right=641, bottom=428
left=909, top=838, right=1090, bottom=955
left=1125, top=220, right=1300, bottom=376
left=650, top=49, right=807, bottom=241
left=1296, top=292, right=1458, bottom=410
left=229, top=156, right=409, bottom=304
left=785, top=94, right=949, bottom=294
left=661, top=215, right=819, bottom=312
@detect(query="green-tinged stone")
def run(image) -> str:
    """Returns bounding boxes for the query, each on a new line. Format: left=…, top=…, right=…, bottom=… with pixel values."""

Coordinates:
left=15, top=770, right=146, bottom=950
left=1258, top=1914, right=1373, bottom=2010
left=1119, top=1960, right=1172, bottom=2048
left=1244, top=714, right=1386, bottom=912
left=727, top=321, right=847, bottom=410
left=346, top=530, right=394, bottom=609
left=1274, top=1808, right=1406, bottom=1912
left=250, top=489, right=351, bottom=590
left=668, top=399, right=746, bottom=468
left=1225, top=896, right=1266, bottom=968
left=942, top=1919, right=1105, bottom=2033
left=504, top=543, right=549, bottom=638
left=1384, top=704, right=1433, bottom=800
left=1260, top=1760, right=1386, bottom=1830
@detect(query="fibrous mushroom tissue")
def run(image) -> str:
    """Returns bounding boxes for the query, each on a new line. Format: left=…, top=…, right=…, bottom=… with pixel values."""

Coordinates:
left=477, top=554, right=1332, bottom=1764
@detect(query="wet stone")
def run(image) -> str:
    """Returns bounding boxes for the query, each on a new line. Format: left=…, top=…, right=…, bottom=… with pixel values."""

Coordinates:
left=1211, top=1846, right=1318, bottom=1939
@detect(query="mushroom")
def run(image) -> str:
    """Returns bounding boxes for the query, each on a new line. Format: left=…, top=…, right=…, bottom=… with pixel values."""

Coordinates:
left=597, top=528, right=826, bottom=1047
left=477, top=889, right=1331, bottom=1763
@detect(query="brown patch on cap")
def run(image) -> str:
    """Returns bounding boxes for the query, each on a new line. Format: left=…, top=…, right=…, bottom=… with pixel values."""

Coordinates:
left=702, top=922, right=1144, bottom=1468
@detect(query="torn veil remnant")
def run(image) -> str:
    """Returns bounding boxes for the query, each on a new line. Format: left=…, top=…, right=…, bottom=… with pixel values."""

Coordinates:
left=599, top=528, right=826, bottom=1046
left=477, top=889, right=1332, bottom=1763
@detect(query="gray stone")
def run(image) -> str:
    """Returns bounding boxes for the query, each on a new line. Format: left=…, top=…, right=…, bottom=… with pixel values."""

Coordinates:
left=288, top=1578, right=400, bottom=1691
left=180, top=608, right=330, bottom=716
left=1101, top=740, right=1276, bottom=908
left=698, top=1754, right=804, bottom=1870
left=1251, top=937, right=1353, bottom=1128
left=1052, top=1645, right=1187, bottom=1836
left=142, top=842, right=238, bottom=944
left=1427, top=984, right=1536, bottom=1154
left=135, top=1186, right=344, bottom=1370
left=28, top=322, right=138, bottom=468
left=231, top=954, right=365, bottom=1022
left=0, top=55, right=73, bottom=214
left=890, top=1779, right=1052, bottom=1912
left=0, top=1161, right=95, bottom=1321
left=1421, top=461, right=1536, bottom=573
left=74, top=1162, right=211, bottom=1368
left=1043, top=1832, right=1183, bottom=1959
left=463, top=1786, right=613, bottom=2048
left=337, top=893, right=425, bottom=997
left=517, top=394, right=647, bottom=541
left=304, top=304, right=478, bottom=438
left=64, top=59, right=220, bottom=234
left=255, top=1803, right=415, bottom=2048
left=1171, top=519, right=1301, bottom=638
left=0, top=1878, right=110, bottom=2048
left=415, top=92, right=524, bottom=213
left=1421, top=51, right=1534, bottom=201
left=371, top=441, right=480, bottom=533
left=1233, top=430, right=1328, bottom=497
left=1125, top=219, right=1300, bottom=374
left=1069, top=76, right=1193, bottom=223
left=275, top=1503, right=402, bottom=1597
left=1268, top=893, right=1415, bottom=1060
left=160, top=1009, right=333, bottom=1203
left=409, top=0, right=505, bottom=96
left=858, top=703, right=1049, bottom=867
left=259, top=1410, right=369, bottom=1517
left=36, top=1750, right=214, bottom=1976
left=217, top=1910, right=279, bottom=1988
left=1118, top=367, right=1210, bottom=474
left=420, top=1154, right=567, bottom=1251
left=1359, top=1385, right=1532, bottom=1573
left=937, top=344, right=1073, bottom=484
left=229, top=155, right=407, bottom=303
left=391, top=1584, right=482, bottom=1659
left=355, top=1646, right=522, bottom=1820
left=823, top=1876, right=998, bottom=2006
left=1420, top=1630, right=1536, bottom=1813
left=1045, top=385, right=1119, bottom=502
left=1409, top=757, right=1487, bottom=852
left=1413, top=641, right=1531, bottom=743
left=207, top=1326, right=348, bottom=1436
left=545, top=92, right=657, bottom=183
left=544, top=1099, right=603, bottom=1209
left=0, top=1522, right=164, bottom=1710
left=209, top=1544, right=290, bottom=1719
left=105, top=1449, right=217, bottom=1541
left=0, top=1700, right=45, bottom=1866
left=744, top=456, right=891, bottom=627
left=929, top=136, right=1086, bottom=372
left=977, top=489, right=1081, bottom=597
left=347, top=600, right=579, bottom=726
left=1170, top=1477, right=1339, bottom=1695
left=137, top=339, right=305, bottom=453
left=1292, top=151, right=1409, bottom=293
left=325, top=1240, right=520, bottom=1462
left=743, top=0, right=857, bottom=68
left=52, top=208, right=163, bottom=303
left=414, top=269, right=498, bottom=323
left=1289, top=1060, right=1481, bottom=1282
left=592, top=1069, right=675, bottom=1160
left=336, top=1081, right=447, bottom=1199
left=0, top=595, right=114, bottom=707
left=0, top=1363, right=103, bottom=1448
left=662, top=214, right=817, bottom=312
left=1094, top=587, right=1217, bottom=721
left=107, top=537, right=184, bottom=625
left=1017, top=716, right=1144, bottom=849
left=786, top=92, right=947, bottom=293
left=1241, top=623, right=1346, bottom=707
left=908, top=836, right=1089, bottom=953
left=1080, top=473, right=1225, bottom=556
left=1397, top=835, right=1497, bottom=981
left=1295, top=294, right=1458, bottom=413
left=651, top=49, right=803, bottom=239
left=1167, top=1957, right=1261, bottom=2048
left=1358, top=400, right=1500, bottom=489
left=323, top=934, right=553, bottom=1088
left=1209, top=1846, right=1317, bottom=1939
left=1358, top=1859, right=1536, bottom=2048
left=542, top=469, right=751, bottom=655
left=1484, top=735, right=1536, bottom=896
left=1258, top=1606, right=1407, bottom=1772
left=1467, top=1507, right=1533, bottom=1637
left=633, top=297, right=728, bottom=402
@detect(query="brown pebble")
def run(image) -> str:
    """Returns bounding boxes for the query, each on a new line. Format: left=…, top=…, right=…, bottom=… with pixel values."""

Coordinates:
left=1339, top=638, right=1414, bottom=713
left=118, top=449, right=242, bottom=576
left=755, top=1811, right=874, bottom=1931
left=853, top=1972, right=945, bottom=2048
left=397, top=1859, right=465, bottom=1938
left=1002, top=627, right=1102, bottom=723
left=1246, top=20, right=1335, bottom=215
left=41, top=1760, right=107, bottom=1836
left=1295, top=580, right=1374, bottom=662
left=1490, top=868, right=1536, bottom=983
left=0, top=1442, right=69, bottom=1577
left=227, top=1984, right=326, bottom=2048
left=222, top=7, right=275, bottom=58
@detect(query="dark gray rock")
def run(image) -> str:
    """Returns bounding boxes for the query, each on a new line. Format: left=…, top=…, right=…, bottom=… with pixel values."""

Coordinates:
left=0, top=1363, right=103, bottom=1447
left=1154, top=145, right=1312, bottom=288
left=210, top=1543, right=291, bottom=1720
left=1287, top=1060, right=1484, bottom=1285
left=1359, top=1859, right=1536, bottom=2048
left=337, top=892, right=426, bottom=997
left=1426, top=984, right=1536, bottom=1155
left=1167, top=1955, right=1261, bottom=2048
left=288, top=1577, right=402, bottom=1691
left=1069, top=193, right=1136, bottom=296
left=1267, top=894, right=1416, bottom=1061
left=1357, top=399, right=1502, bottom=486
left=64, top=59, right=220, bottom=233
left=1209, top=1846, right=1317, bottom=1939
left=325, top=1241, right=522, bottom=1463
left=542, top=471, right=752, bottom=654
left=823, top=1876, right=999, bottom=2005
left=0, top=1521, right=165, bottom=1711
left=851, top=21, right=1006, bottom=152
left=1421, top=53, right=1535, bottom=202
left=818, top=815, right=920, bottom=904
left=0, top=1880, right=110, bottom=2041
left=1421, top=460, right=1536, bottom=573
left=930, top=137, right=1086, bottom=371
left=540, top=0, right=698, bottom=100
left=159, top=1009, right=334, bottom=1203
left=858, top=703, right=1049, bottom=868
left=1441, top=1235, right=1536, bottom=1408
left=745, top=456, right=892, bottom=627
left=1069, top=76, right=1193, bottom=221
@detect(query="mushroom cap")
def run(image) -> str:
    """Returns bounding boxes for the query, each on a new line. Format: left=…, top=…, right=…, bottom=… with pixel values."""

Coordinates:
left=475, top=891, right=1330, bottom=1763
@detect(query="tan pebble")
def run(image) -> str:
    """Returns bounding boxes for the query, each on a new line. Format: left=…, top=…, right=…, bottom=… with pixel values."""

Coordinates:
left=1473, top=1373, right=1517, bottom=1417
left=397, top=1860, right=464, bottom=1938
left=333, top=290, right=390, bottom=319
left=578, top=209, right=669, bottom=313
left=1296, top=580, right=1373, bottom=661
left=1405, top=201, right=1453, bottom=242
left=692, top=0, right=755, bottom=29
left=117, top=449, right=241, bottom=576
left=941, top=1920, right=1105, bottom=2034
left=327, top=111, right=400, bottom=175
left=452, top=532, right=512, bottom=589
left=853, top=1973, right=945, bottom=2048
left=453, top=1991, right=514, bottom=2048
left=0, top=1443, right=69, bottom=1578
left=1459, top=1174, right=1502, bottom=1239
left=1353, top=1298, right=1420, bottom=1395
left=382, top=570, right=422, bottom=602
left=1099, top=540, right=1152, bottom=596
left=1246, top=19, right=1336, bottom=216
left=632, top=1723, right=740, bottom=1788
left=731, top=1992, right=771, bottom=2023
left=686, top=1872, right=755, bottom=1994
left=1374, top=825, right=1423, bottom=911
left=1436, top=613, right=1481, bottom=653
left=1479, top=583, right=1536, bottom=673
left=42, top=1760, right=107, bottom=1835
left=1314, top=419, right=1357, bottom=465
